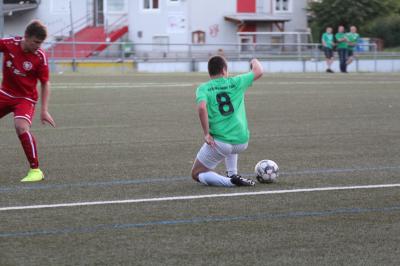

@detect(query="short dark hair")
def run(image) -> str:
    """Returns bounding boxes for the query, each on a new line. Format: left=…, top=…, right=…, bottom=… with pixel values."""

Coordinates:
left=208, top=55, right=227, bottom=76
left=25, top=20, right=47, bottom=41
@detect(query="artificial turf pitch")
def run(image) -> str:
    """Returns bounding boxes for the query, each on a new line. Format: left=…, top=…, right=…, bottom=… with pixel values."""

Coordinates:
left=1, top=73, right=400, bottom=265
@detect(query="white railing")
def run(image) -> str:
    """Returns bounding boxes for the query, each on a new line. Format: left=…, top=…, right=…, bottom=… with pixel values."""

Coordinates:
left=45, top=41, right=400, bottom=72
left=105, top=13, right=128, bottom=36
left=50, top=13, right=94, bottom=41
left=46, top=41, right=382, bottom=59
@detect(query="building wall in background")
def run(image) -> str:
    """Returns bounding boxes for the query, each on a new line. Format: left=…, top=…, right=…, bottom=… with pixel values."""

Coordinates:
left=287, top=0, right=308, bottom=32
left=3, top=0, right=128, bottom=43
left=189, top=0, right=237, bottom=46
left=2, top=0, right=308, bottom=54
left=128, top=0, right=190, bottom=48
left=4, top=0, right=89, bottom=42
left=128, top=0, right=308, bottom=53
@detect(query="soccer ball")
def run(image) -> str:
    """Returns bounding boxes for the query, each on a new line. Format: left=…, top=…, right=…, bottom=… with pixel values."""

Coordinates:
left=255, top=160, right=279, bottom=183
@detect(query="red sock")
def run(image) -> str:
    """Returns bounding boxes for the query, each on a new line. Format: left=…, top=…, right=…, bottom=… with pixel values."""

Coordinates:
left=18, top=132, right=39, bottom=169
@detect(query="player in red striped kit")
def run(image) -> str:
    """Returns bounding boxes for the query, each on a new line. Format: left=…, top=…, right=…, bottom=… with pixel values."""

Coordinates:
left=0, top=20, right=55, bottom=182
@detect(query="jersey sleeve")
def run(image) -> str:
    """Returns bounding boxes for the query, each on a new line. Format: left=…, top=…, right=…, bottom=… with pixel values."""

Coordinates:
left=196, top=86, right=207, bottom=104
left=37, top=53, right=49, bottom=84
left=37, top=64, right=49, bottom=84
left=231, top=72, right=255, bottom=92
left=0, top=39, right=8, bottom=52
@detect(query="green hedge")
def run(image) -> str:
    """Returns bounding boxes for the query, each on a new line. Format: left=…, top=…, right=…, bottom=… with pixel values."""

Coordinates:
left=365, top=15, right=400, bottom=48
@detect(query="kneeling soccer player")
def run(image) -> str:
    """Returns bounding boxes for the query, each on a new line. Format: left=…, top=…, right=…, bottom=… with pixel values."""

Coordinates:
left=191, top=56, right=263, bottom=187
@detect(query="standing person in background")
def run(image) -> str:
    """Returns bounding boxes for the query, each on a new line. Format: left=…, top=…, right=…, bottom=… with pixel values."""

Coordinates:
left=322, top=27, right=335, bottom=73
left=191, top=56, right=263, bottom=187
left=346, top=25, right=360, bottom=67
left=335, top=25, right=349, bottom=73
left=0, top=20, right=55, bottom=182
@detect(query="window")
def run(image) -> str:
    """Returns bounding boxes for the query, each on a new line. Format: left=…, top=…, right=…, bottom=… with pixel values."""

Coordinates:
left=192, top=31, right=205, bottom=44
left=143, top=0, right=159, bottom=10
left=275, top=0, right=291, bottom=12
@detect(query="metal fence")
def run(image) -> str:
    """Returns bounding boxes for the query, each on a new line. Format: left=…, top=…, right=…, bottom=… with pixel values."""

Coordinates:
left=45, top=41, right=400, bottom=72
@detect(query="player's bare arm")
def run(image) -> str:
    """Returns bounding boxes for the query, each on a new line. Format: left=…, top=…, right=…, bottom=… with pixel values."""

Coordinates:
left=250, top=58, right=263, bottom=81
left=197, top=100, right=215, bottom=147
left=40, top=81, right=56, bottom=127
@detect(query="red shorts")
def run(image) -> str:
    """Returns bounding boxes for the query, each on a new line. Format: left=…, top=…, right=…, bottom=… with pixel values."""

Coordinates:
left=0, top=92, right=36, bottom=125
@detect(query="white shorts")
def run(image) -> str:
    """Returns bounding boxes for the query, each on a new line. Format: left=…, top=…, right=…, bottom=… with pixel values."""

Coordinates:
left=196, top=140, right=248, bottom=169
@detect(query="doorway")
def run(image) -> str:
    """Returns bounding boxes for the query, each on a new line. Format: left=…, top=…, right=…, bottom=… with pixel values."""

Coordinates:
left=93, top=0, right=104, bottom=26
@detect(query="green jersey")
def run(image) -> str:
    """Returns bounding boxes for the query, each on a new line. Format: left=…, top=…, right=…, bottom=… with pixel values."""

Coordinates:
left=322, top=32, right=334, bottom=49
left=335, top=32, right=348, bottom=49
left=196, top=72, right=255, bottom=144
left=346, top=32, right=360, bottom=51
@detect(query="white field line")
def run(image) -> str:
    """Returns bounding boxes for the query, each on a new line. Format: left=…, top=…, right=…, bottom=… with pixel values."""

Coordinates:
left=1, top=183, right=399, bottom=212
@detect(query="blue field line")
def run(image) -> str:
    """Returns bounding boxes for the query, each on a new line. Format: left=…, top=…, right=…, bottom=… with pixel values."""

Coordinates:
left=1, top=165, right=400, bottom=193
left=1, top=205, right=399, bottom=238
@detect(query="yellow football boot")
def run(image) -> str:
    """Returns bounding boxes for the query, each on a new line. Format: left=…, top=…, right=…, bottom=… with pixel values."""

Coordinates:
left=20, top=168, right=44, bottom=182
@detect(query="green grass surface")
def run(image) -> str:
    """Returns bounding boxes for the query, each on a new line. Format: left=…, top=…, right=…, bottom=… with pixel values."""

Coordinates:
left=1, top=73, right=400, bottom=265
left=384, top=47, right=400, bottom=52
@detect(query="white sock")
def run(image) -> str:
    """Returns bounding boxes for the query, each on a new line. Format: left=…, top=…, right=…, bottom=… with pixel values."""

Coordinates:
left=225, top=154, right=238, bottom=177
left=198, top=171, right=234, bottom=187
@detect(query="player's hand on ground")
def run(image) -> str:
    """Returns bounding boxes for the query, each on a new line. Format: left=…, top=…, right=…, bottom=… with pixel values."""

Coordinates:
left=204, top=133, right=215, bottom=147
left=41, top=111, right=56, bottom=127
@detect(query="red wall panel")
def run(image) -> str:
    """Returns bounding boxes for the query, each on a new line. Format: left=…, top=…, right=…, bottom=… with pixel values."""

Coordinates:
left=237, top=0, right=256, bottom=13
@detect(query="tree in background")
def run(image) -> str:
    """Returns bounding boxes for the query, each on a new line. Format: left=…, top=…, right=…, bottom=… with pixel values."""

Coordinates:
left=364, top=15, right=400, bottom=48
left=308, top=0, right=400, bottom=46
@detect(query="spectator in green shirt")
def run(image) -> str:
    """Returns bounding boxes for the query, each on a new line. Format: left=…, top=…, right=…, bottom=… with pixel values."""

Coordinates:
left=346, top=25, right=360, bottom=66
left=335, top=25, right=348, bottom=73
left=322, top=27, right=335, bottom=73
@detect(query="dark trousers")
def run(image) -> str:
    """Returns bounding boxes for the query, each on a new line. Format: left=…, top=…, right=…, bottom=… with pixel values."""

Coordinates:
left=337, top=48, right=348, bottom=72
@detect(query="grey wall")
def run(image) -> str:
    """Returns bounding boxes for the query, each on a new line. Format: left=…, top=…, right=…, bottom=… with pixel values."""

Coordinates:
left=189, top=0, right=237, bottom=45
left=128, top=0, right=239, bottom=53
left=285, top=0, right=308, bottom=32
left=128, top=0, right=308, bottom=53
left=4, top=0, right=90, bottom=43
left=128, top=0, right=190, bottom=47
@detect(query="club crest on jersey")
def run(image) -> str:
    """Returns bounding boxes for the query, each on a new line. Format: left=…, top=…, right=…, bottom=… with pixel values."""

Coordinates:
left=23, top=61, right=33, bottom=71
